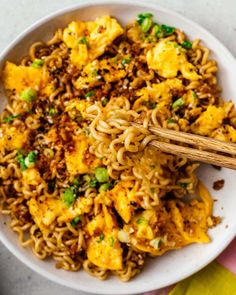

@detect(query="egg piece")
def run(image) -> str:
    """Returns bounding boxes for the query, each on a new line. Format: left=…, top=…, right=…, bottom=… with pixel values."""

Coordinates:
left=85, top=214, right=105, bottom=236
left=2, top=61, right=52, bottom=97
left=22, top=168, right=42, bottom=186
left=191, top=105, right=225, bottom=136
left=62, top=16, right=124, bottom=68
left=75, top=60, right=101, bottom=89
left=108, top=181, right=136, bottom=223
left=134, top=78, right=183, bottom=110
left=28, top=196, right=93, bottom=235
left=87, top=231, right=123, bottom=270
left=65, top=134, right=100, bottom=175
left=146, top=40, right=200, bottom=80
left=0, top=126, right=28, bottom=152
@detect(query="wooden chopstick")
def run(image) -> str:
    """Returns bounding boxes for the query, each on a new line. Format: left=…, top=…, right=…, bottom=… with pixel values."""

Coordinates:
left=150, top=140, right=236, bottom=170
left=131, top=122, right=236, bottom=170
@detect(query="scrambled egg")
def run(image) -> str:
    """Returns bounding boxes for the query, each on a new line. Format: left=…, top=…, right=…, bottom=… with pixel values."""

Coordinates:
left=0, top=126, right=28, bottom=152
left=65, top=134, right=100, bottom=175
left=86, top=205, right=123, bottom=270
left=28, top=196, right=93, bottom=235
left=62, top=16, right=124, bottom=68
left=108, top=181, right=136, bottom=223
left=22, top=168, right=42, bottom=186
left=2, top=61, right=52, bottom=96
left=134, top=78, right=183, bottom=110
left=191, top=105, right=225, bottom=135
left=147, top=40, right=200, bottom=80
left=212, top=125, right=236, bottom=142
left=99, top=57, right=127, bottom=82
left=87, top=232, right=122, bottom=270
left=75, top=60, right=100, bottom=89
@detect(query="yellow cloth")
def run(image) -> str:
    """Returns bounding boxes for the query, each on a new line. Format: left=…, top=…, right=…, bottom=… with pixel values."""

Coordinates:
left=169, top=261, right=236, bottom=295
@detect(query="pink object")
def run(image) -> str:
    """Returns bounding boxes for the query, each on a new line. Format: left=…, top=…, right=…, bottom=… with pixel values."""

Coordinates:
left=217, top=237, right=236, bottom=275
left=143, top=237, right=236, bottom=295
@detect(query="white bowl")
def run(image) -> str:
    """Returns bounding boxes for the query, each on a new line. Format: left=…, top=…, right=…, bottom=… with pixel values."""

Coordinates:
left=0, top=1, right=236, bottom=294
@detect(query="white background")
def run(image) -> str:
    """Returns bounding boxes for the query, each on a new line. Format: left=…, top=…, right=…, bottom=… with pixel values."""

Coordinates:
left=0, top=0, right=235, bottom=294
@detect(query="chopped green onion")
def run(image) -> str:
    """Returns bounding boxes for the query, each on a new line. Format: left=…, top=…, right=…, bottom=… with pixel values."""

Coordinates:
left=43, top=148, right=54, bottom=158
left=167, top=118, right=175, bottom=124
left=17, top=152, right=27, bottom=171
left=95, top=167, right=109, bottom=183
left=49, top=108, right=57, bottom=117
left=71, top=216, right=81, bottom=227
left=85, top=91, right=95, bottom=98
left=161, top=24, right=175, bottom=36
left=31, top=59, right=44, bottom=69
left=99, top=182, right=113, bottom=192
left=62, top=187, right=76, bottom=207
left=121, top=57, right=132, bottom=65
left=2, top=114, right=21, bottom=123
left=179, top=182, right=189, bottom=189
left=78, top=36, right=88, bottom=45
left=24, top=151, right=38, bottom=168
left=20, top=88, right=37, bottom=102
left=141, top=17, right=153, bottom=33
left=136, top=12, right=153, bottom=24
left=73, top=178, right=80, bottom=186
left=101, top=98, right=108, bottom=107
left=192, top=91, right=198, bottom=99
left=150, top=238, right=161, bottom=249
left=172, top=97, right=184, bottom=109
left=99, top=232, right=105, bottom=242
left=152, top=24, right=163, bottom=38
left=89, top=178, right=99, bottom=188
left=137, top=217, right=148, bottom=225
left=117, top=230, right=130, bottom=243
left=108, top=236, right=115, bottom=247
left=182, top=41, right=192, bottom=49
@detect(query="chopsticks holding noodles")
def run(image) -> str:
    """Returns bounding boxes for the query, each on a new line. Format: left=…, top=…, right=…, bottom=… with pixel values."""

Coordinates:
left=132, top=122, right=236, bottom=170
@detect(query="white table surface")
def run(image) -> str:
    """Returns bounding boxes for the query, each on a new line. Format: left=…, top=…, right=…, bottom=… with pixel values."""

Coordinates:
left=0, top=0, right=236, bottom=294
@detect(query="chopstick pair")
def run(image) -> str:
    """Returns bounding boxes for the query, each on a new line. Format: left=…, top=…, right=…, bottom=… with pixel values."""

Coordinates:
left=132, top=122, right=236, bottom=170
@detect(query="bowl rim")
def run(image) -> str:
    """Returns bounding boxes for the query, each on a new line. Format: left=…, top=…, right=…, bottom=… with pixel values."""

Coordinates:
left=0, top=0, right=236, bottom=294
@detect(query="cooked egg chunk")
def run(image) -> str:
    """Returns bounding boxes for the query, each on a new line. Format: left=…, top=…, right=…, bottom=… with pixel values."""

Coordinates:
left=191, top=105, right=225, bottom=135
left=28, top=196, right=93, bottom=235
left=0, top=126, right=28, bottom=152
left=108, top=181, right=136, bottom=223
left=65, top=134, right=100, bottom=175
left=2, top=61, right=52, bottom=96
left=147, top=40, right=200, bottom=80
left=62, top=16, right=124, bottom=68
left=22, top=168, right=42, bottom=186
left=87, top=232, right=123, bottom=270
left=134, top=78, right=183, bottom=110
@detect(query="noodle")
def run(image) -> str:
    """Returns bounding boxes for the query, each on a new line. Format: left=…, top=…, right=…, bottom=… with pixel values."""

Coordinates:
left=0, top=14, right=232, bottom=281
